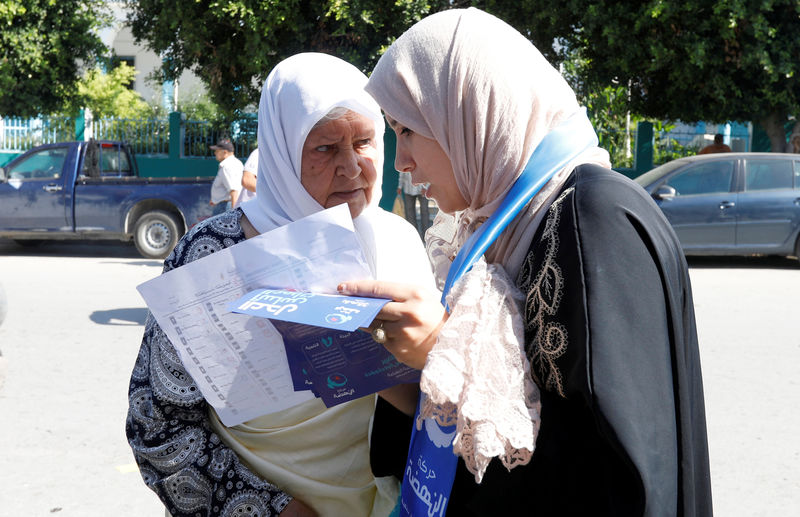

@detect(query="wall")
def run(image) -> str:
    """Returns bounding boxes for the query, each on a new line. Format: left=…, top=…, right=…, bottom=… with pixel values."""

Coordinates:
left=101, top=2, right=206, bottom=110
left=137, top=155, right=218, bottom=178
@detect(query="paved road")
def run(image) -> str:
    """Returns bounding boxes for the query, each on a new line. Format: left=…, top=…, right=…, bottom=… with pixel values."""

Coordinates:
left=0, top=238, right=798, bottom=516
left=0, top=239, right=165, bottom=516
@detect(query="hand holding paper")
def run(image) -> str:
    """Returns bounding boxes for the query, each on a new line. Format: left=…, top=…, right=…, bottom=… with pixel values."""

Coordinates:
left=137, top=205, right=419, bottom=426
left=337, top=279, right=447, bottom=370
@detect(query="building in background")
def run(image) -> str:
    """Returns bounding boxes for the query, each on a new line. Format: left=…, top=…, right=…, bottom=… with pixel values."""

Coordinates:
left=99, top=2, right=206, bottom=111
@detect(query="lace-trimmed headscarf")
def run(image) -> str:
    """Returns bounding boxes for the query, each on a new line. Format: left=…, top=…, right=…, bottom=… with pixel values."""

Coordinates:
left=366, top=8, right=610, bottom=481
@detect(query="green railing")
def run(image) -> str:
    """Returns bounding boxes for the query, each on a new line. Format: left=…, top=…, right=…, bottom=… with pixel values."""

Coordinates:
left=597, top=126, right=703, bottom=172
left=184, top=115, right=257, bottom=158
left=0, top=115, right=74, bottom=150
left=0, top=113, right=751, bottom=178
left=0, top=111, right=257, bottom=158
left=91, top=117, right=170, bottom=155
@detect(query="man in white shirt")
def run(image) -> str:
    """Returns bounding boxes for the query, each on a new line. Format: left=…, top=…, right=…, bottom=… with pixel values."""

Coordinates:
left=236, top=148, right=258, bottom=206
left=397, top=170, right=430, bottom=238
left=209, top=138, right=243, bottom=214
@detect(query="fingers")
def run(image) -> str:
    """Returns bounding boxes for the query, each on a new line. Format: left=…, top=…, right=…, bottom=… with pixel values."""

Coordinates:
left=337, top=279, right=413, bottom=302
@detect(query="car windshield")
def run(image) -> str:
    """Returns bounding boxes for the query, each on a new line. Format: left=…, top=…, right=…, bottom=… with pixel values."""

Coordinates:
left=633, top=160, right=689, bottom=187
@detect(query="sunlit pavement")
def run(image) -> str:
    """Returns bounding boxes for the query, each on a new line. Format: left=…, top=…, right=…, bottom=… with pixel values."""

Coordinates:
left=0, top=239, right=797, bottom=515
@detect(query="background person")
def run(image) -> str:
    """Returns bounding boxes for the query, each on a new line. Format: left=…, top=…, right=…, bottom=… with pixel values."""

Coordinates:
left=237, top=147, right=259, bottom=206
left=340, top=8, right=712, bottom=516
left=698, top=133, right=732, bottom=154
left=127, top=53, right=434, bottom=517
left=784, top=130, right=800, bottom=153
left=397, top=168, right=430, bottom=238
left=209, top=137, right=243, bottom=213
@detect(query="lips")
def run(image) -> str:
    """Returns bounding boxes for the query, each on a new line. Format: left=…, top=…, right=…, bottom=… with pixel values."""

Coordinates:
left=332, top=188, right=364, bottom=200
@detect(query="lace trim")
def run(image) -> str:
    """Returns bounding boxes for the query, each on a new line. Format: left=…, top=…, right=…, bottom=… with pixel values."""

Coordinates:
left=418, top=260, right=541, bottom=483
left=519, top=188, right=572, bottom=397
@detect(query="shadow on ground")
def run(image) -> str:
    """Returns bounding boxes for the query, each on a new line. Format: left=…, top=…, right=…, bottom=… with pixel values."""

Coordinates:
left=0, top=238, right=144, bottom=259
left=686, top=255, right=799, bottom=270
left=90, top=307, right=149, bottom=326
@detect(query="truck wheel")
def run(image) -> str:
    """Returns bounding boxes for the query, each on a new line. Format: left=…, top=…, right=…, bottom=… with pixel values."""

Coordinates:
left=133, top=210, right=182, bottom=259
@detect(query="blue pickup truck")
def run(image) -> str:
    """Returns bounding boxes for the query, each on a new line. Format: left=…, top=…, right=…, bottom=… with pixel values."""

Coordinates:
left=0, top=140, right=214, bottom=258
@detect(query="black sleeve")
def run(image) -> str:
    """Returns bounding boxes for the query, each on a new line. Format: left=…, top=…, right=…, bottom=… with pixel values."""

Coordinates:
left=370, top=396, right=413, bottom=480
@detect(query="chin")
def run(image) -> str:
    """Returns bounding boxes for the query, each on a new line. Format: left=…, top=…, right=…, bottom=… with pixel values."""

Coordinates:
left=347, top=203, right=366, bottom=219
left=327, top=199, right=367, bottom=219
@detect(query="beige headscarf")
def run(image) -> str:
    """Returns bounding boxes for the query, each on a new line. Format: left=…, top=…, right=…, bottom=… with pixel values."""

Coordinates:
left=366, top=8, right=611, bottom=482
left=367, top=7, right=610, bottom=279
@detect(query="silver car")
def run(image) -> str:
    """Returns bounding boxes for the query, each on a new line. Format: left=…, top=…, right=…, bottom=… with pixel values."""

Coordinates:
left=634, top=153, right=800, bottom=259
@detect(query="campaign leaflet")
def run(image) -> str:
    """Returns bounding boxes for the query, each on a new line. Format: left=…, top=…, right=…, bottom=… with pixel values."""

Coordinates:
left=270, top=320, right=420, bottom=407
left=227, top=288, right=420, bottom=406
left=227, top=288, right=388, bottom=332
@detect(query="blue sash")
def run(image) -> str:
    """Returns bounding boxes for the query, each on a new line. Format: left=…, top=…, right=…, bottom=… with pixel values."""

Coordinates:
left=394, top=109, right=599, bottom=517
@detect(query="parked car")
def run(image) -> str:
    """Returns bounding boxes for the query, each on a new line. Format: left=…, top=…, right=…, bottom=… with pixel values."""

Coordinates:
left=634, top=152, right=800, bottom=260
left=0, top=140, right=213, bottom=259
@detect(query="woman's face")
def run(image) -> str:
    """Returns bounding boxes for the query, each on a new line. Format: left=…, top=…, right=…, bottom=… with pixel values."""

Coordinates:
left=301, top=111, right=379, bottom=219
left=387, top=116, right=468, bottom=214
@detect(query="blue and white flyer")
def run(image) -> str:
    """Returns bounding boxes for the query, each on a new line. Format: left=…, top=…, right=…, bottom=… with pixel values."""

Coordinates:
left=227, top=288, right=390, bottom=332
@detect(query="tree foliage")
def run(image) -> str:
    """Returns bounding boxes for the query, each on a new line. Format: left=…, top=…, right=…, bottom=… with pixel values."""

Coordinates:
left=473, top=0, right=800, bottom=151
left=61, top=63, right=151, bottom=119
left=124, top=0, right=446, bottom=117
left=0, top=0, right=109, bottom=117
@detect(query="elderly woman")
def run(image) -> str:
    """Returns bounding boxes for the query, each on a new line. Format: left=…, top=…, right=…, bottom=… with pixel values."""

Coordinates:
left=339, top=8, right=712, bottom=517
left=126, top=53, right=435, bottom=517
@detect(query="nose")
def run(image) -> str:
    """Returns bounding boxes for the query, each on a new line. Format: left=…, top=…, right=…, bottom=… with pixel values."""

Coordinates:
left=394, top=141, right=413, bottom=173
left=336, top=147, right=361, bottom=179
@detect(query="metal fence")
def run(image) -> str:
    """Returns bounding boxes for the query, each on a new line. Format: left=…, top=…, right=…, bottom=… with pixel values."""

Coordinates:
left=597, top=128, right=705, bottom=169
left=0, top=116, right=74, bottom=151
left=0, top=114, right=258, bottom=159
left=0, top=114, right=750, bottom=172
left=91, top=117, right=170, bottom=155
left=184, top=116, right=257, bottom=158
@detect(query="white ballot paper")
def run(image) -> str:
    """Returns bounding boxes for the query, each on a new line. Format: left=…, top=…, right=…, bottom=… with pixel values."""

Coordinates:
left=137, top=204, right=374, bottom=426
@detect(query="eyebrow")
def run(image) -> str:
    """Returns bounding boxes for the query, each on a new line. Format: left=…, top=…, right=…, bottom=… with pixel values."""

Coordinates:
left=384, top=115, right=399, bottom=129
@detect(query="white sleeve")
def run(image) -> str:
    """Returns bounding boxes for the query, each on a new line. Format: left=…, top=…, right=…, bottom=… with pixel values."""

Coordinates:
left=221, top=159, right=244, bottom=191
left=373, top=210, right=438, bottom=293
left=244, top=149, right=259, bottom=173
left=397, top=172, right=410, bottom=192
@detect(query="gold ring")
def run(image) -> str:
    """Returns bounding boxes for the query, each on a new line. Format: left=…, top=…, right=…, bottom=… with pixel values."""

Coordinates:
left=371, top=323, right=387, bottom=344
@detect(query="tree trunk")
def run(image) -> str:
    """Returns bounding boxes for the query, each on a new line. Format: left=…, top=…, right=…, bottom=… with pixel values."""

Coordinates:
left=761, top=111, right=788, bottom=152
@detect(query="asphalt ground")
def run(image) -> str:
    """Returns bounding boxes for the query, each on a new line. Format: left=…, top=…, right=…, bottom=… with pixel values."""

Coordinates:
left=0, top=238, right=798, bottom=516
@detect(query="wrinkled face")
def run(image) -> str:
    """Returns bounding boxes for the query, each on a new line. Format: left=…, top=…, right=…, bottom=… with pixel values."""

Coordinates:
left=387, top=116, right=468, bottom=214
left=301, top=111, right=378, bottom=219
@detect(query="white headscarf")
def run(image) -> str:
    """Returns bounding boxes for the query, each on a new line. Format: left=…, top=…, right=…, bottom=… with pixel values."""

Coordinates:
left=240, top=53, right=392, bottom=273
left=366, top=8, right=611, bottom=482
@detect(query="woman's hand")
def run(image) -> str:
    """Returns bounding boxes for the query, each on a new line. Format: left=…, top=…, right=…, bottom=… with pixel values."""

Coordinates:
left=337, top=280, right=447, bottom=370
left=279, top=498, right=318, bottom=517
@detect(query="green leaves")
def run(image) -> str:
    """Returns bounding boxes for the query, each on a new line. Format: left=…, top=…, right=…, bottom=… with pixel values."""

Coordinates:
left=0, top=0, right=107, bottom=117
left=125, top=0, right=447, bottom=117
left=67, top=64, right=151, bottom=119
